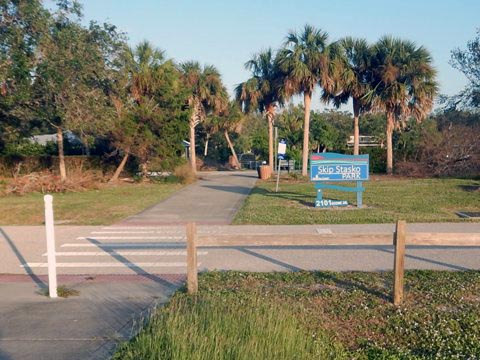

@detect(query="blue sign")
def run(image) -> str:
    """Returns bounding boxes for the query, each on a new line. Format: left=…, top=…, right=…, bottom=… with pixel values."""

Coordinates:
left=310, top=153, right=369, bottom=182
left=309, top=153, right=369, bottom=208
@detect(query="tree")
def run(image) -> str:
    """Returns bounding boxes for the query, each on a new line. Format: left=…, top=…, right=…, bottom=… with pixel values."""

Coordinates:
left=109, top=42, right=189, bottom=181
left=0, top=0, right=49, bottom=151
left=277, top=24, right=333, bottom=176
left=448, top=28, right=480, bottom=110
left=370, top=36, right=438, bottom=174
left=32, top=2, right=115, bottom=180
left=322, top=37, right=372, bottom=155
left=181, top=62, right=228, bottom=174
left=215, top=101, right=244, bottom=168
left=235, top=48, right=283, bottom=167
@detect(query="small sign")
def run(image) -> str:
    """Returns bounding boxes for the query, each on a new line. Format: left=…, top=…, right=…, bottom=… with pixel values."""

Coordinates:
left=310, top=153, right=369, bottom=182
left=277, top=139, right=286, bottom=157
left=315, top=199, right=348, bottom=208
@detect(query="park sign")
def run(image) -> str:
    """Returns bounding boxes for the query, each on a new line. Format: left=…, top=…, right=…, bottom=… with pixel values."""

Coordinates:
left=310, top=152, right=369, bottom=208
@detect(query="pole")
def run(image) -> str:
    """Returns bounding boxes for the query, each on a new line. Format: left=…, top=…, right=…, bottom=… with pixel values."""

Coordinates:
left=186, top=222, right=198, bottom=294
left=393, top=220, right=406, bottom=306
left=275, top=157, right=281, bottom=193
left=274, top=127, right=278, bottom=172
left=44, top=195, right=57, bottom=298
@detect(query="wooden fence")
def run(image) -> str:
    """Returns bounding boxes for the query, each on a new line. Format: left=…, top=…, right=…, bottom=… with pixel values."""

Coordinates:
left=185, top=221, right=480, bottom=305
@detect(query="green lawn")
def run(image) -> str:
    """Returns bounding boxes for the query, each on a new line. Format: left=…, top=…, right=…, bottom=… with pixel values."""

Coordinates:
left=113, top=270, right=480, bottom=359
left=0, top=182, right=183, bottom=225
left=234, top=176, right=480, bottom=224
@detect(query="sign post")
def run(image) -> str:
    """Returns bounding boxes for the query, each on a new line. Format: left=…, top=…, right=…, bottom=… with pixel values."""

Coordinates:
left=275, top=139, right=286, bottom=193
left=310, top=153, right=369, bottom=208
left=44, top=195, right=58, bottom=298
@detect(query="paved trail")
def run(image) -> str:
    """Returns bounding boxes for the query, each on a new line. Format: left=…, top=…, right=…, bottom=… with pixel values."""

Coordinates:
left=120, top=171, right=258, bottom=225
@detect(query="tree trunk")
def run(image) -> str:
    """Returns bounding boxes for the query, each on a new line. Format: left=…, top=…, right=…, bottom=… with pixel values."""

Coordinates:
left=224, top=130, right=240, bottom=168
left=109, top=150, right=129, bottom=183
left=189, top=121, right=197, bottom=174
left=57, top=127, right=67, bottom=181
left=266, top=108, right=274, bottom=167
left=204, top=134, right=210, bottom=157
left=353, top=98, right=360, bottom=155
left=301, top=91, right=312, bottom=177
left=386, top=112, right=394, bottom=175
left=141, top=162, right=148, bottom=179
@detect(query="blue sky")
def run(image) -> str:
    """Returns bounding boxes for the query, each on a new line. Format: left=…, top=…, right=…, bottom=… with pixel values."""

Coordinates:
left=79, top=0, right=479, bottom=111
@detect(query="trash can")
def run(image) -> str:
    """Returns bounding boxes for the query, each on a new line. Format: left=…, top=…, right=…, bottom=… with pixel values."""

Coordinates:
left=258, top=165, right=272, bottom=180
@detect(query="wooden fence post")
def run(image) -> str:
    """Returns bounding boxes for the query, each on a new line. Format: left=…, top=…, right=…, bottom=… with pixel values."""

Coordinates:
left=186, top=222, right=198, bottom=294
left=393, top=220, right=406, bottom=306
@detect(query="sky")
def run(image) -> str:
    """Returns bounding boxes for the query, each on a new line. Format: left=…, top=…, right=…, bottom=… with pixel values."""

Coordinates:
left=78, top=0, right=479, bottom=112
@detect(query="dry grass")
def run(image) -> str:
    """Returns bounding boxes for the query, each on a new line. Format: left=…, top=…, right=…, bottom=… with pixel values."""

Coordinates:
left=173, top=163, right=196, bottom=184
left=5, top=169, right=105, bottom=195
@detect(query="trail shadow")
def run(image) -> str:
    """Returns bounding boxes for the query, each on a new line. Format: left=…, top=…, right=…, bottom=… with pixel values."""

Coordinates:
left=313, top=271, right=391, bottom=302
left=85, top=238, right=179, bottom=291
left=457, top=183, right=480, bottom=192
left=202, top=185, right=253, bottom=195
left=231, top=173, right=258, bottom=179
left=235, top=248, right=303, bottom=272
left=377, top=248, right=471, bottom=271
left=0, top=228, right=46, bottom=289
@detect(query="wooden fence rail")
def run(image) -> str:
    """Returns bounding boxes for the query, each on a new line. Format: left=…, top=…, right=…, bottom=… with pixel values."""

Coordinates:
left=186, top=220, right=480, bottom=305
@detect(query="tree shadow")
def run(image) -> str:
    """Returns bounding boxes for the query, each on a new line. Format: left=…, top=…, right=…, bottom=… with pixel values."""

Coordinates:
left=0, top=228, right=46, bottom=289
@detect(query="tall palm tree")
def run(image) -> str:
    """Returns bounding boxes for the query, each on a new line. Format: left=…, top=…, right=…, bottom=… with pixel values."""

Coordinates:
left=322, top=37, right=372, bottom=155
left=277, top=24, right=333, bottom=176
left=235, top=48, right=283, bottom=168
left=181, top=61, right=228, bottom=173
left=110, top=41, right=166, bottom=181
left=370, top=36, right=438, bottom=174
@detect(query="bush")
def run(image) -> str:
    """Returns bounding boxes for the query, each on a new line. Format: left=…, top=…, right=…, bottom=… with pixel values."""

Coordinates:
left=361, top=147, right=386, bottom=173
left=173, top=163, right=196, bottom=184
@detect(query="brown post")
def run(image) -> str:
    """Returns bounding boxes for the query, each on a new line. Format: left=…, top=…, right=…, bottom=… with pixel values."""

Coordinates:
left=186, top=222, right=198, bottom=294
left=393, top=220, right=406, bottom=306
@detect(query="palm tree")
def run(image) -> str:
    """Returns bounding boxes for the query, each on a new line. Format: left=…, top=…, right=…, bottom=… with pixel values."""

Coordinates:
left=370, top=36, right=438, bottom=174
left=235, top=48, right=283, bottom=168
left=322, top=37, right=372, bottom=155
left=181, top=61, right=228, bottom=174
left=110, top=41, right=166, bottom=181
left=277, top=24, right=333, bottom=176
left=216, top=101, right=244, bottom=168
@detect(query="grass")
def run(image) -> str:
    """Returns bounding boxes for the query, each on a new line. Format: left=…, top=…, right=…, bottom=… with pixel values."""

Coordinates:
left=39, top=285, right=80, bottom=298
left=113, top=270, right=480, bottom=359
left=234, top=176, right=480, bottom=224
left=0, top=182, right=183, bottom=225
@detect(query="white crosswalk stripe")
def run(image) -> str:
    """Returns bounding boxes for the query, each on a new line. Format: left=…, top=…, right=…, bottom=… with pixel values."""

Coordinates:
left=22, top=262, right=193, bottom=268
left=21, top=227, right=208, bottom=272
left=77, top=236, right=185, bottom=240
left=43, top=251, right=208, bottom=256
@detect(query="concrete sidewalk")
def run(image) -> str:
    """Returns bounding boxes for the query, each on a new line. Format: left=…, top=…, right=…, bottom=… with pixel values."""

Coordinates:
left=0, top=275, right=184, bottom=360
left=118, top=171, right=258, bottom=225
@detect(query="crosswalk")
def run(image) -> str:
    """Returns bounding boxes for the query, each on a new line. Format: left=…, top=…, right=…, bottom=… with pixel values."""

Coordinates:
left=21, top=226, right=208, bottom=273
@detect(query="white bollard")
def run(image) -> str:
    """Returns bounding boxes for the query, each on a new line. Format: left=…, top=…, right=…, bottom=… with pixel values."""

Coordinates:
left=44, top=195, right=58, bottom=298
